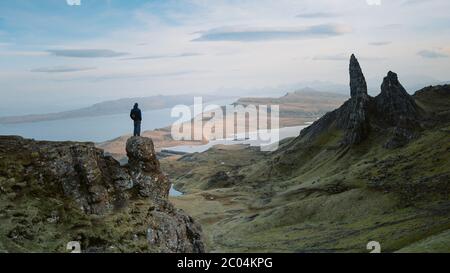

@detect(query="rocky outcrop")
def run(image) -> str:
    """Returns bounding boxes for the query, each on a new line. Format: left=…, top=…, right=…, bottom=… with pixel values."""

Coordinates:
left=336, top=94, right=373, bottom=145
left=375, top=72, right=422, bottom=148
left=205, top=171, right=245, bottom=190
left=0, top=136, right=204, bottom=253
left=299, top=54, right=423, bottom=147
left=126, top=137, right=171, bottom=200
left=376, top=71, right=420, bottom=125
left=383, top=126, right=419, bottom=149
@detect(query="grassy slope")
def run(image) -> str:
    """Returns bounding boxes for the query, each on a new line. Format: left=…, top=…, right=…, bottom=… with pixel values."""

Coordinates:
left=163, top=89, right=450, bottom=253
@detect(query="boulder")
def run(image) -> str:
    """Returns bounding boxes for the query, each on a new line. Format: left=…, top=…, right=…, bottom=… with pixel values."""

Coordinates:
left=126, top=136, right=170, bottom=199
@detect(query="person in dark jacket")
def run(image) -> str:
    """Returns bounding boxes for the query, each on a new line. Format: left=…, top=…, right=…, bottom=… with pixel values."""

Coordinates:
left=130, top=103, right=142, bottom=136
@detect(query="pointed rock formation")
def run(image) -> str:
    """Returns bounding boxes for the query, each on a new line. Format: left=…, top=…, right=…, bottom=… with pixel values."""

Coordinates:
left=299, top=54, right=372, bottom=145
left=337, top=54, right=372, bottom=144
left=376, top=71, right=420, bottom=125
left=349, top=54, right=368, bottom=98
left=374, top=71, right=422, bottom=148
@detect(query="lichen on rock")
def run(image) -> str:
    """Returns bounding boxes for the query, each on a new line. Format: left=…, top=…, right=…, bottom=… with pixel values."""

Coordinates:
left=126, top=136, right=171, bottom=200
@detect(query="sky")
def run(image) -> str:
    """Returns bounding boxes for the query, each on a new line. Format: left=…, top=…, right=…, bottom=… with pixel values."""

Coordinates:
left=0, top=0, right=449, bottom=115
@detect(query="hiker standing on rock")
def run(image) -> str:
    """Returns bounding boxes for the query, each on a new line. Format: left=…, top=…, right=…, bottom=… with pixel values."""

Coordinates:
left=130, top=103, right=142, bottom=137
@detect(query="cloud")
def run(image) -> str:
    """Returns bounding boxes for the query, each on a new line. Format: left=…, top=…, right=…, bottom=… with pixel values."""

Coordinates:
left=313, top=54, right=386, bottom=61
left=402, top=0, right=428, bottom=5
left=56, top=70, right=208, bottom=82
left=376, top=24, right=403, bottom=30
left=369, top=41, right=392, bottom=46
left=92, top=71, right=201, bottom=81
left=296, top=12, right=338, bottom=18
left=0, top=50, right=49, bottom=57
left=47, top=49, right=128, bottom=58
left=31, top=66, right=96, bottom=73
left=312, top=54, right=348, bottom=61
left=122, top=52, right=202, bottom=61
left=192, top=24, right=351, bottom=42
left=417, top=50, right=448, bottom=59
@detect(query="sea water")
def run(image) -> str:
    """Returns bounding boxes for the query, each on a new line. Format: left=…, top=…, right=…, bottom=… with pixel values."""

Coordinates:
left=0, top=99, right=235, bottom=143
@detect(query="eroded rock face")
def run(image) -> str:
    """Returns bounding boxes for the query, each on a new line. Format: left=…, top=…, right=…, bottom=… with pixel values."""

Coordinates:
left=126, top=137, right=159, bottom=170
left=126, top=137, right=170, bottom=199
left=338, top=55, right=373, bottom=145
left=336, top=94, right=373, bottom=145
left=375, top=72, right=422, bottom=148
left=28, top=140, right=122, bottom=215
left=376, top=71, right=420, bottom=125
left=0, top=136, right=204, bottom=253
left=147, top=201, right=204, bottom=253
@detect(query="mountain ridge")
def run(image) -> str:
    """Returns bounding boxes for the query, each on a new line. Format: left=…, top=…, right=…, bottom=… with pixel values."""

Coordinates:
left=0, top=95, right=228, bottom=124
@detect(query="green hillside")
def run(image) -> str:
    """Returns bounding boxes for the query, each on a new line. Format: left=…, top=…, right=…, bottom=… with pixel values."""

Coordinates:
left=164, top=58, right=450, bottom=253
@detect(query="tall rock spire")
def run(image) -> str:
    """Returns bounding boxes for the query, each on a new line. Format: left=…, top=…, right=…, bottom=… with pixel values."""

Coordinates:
left=349, top=54, right=368, bottom=98
left=339, top=54, right=372, bottom=144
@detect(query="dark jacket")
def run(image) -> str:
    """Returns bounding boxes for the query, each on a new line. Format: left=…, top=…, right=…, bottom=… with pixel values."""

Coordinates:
left=130, top=106, right=142, bottom=122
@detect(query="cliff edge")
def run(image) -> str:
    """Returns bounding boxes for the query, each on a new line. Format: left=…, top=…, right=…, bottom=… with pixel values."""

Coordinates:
left=0, top=136, right=204, bottom=253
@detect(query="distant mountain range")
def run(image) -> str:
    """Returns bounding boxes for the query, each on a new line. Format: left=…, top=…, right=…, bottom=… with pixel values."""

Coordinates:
left=216, top=77, right=450, bottom=98
left=0, top=95, right=229, bottom=124
left=236, top=87, right=348, bottom=127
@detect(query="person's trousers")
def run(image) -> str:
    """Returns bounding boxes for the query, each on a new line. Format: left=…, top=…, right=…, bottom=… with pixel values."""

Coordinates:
left=134, top=121, right=141, bottom=136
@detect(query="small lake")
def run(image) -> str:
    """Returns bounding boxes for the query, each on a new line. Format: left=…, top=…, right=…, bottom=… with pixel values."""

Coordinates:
left=169, top=186, right=183, bottom=197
